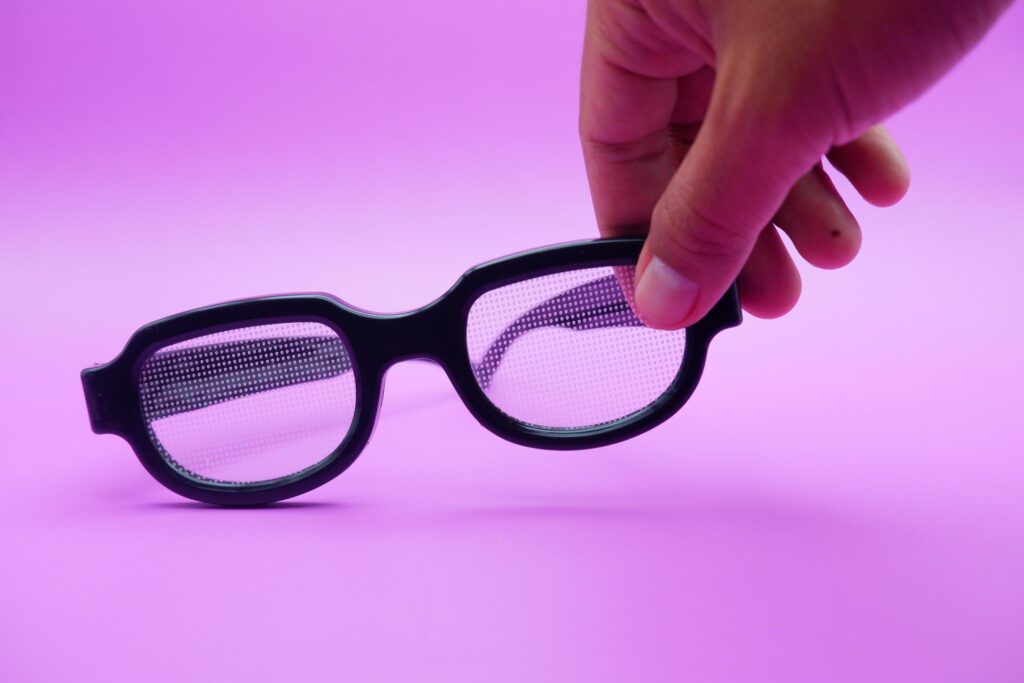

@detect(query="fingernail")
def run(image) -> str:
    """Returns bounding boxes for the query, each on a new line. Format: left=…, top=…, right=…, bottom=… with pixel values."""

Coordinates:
left=635, top=256, right=700, bottom=328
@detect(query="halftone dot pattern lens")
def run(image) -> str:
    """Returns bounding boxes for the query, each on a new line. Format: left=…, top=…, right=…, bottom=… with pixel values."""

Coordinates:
left=466, top=266, right=686, bottom=430
left=138, top=321, right=357, bottom=485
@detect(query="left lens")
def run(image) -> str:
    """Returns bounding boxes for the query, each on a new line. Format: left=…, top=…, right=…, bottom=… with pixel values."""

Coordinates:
left=138, top=321, right=357, bottom=485
left=466, top=265, right=686, bottom=431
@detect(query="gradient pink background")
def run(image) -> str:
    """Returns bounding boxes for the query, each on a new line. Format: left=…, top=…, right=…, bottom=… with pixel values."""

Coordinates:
left=2, top=2, right=1022, bottom=680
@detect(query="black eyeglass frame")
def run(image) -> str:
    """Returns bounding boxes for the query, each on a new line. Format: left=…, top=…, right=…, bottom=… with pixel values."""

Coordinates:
left=82, top=238, right=741, bottom=505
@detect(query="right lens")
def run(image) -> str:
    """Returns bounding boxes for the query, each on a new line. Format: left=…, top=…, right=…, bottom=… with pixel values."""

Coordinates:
left=466, top=265, right=687, bottom=431
left=138, top=321, right=357, bottom=485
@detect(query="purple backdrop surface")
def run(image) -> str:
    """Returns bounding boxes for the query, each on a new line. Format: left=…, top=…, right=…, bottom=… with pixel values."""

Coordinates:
left=1, top=2, right=1022, bottom=681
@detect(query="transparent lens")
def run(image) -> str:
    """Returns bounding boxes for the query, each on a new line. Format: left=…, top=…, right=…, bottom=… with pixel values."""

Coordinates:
left=138, top=321, right=357, bottom=485
left=466, top=265, right=686, bottom=430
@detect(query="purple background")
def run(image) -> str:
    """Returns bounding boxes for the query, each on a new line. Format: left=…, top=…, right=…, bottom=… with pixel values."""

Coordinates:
left=2, top=2, right=1022, bottom=680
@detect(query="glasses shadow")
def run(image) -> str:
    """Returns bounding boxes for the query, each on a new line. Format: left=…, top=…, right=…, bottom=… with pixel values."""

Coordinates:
left=140, top=500, right=356, bottom=512
left=120, top=477, right=854, bottom=533
left=434, top=498, right=853, bottom=530
left=133, top=487, right=854, bottom=529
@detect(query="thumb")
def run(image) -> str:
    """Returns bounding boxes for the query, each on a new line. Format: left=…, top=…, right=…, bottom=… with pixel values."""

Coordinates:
left=634, top=75, right=821, bottom=329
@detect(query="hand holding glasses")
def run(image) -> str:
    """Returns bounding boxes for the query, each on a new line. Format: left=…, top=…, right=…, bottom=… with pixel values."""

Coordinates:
left=82, top=238, right=741, bottom=505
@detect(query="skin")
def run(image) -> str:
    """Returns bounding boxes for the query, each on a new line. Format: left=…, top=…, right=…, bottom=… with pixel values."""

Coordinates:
left=580, top=0, right=1013, bottom=328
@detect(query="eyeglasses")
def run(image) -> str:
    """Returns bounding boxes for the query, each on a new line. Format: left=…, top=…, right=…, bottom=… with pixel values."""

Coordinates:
left=81, top=238, right=741, bottom=505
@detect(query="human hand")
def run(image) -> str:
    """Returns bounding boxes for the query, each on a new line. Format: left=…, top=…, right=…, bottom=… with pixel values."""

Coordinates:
left=581, top=0, right=1012, bottom=327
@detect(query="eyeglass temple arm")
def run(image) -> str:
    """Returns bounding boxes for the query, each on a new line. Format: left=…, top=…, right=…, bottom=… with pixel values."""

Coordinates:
left=473, top=273, right=746, bottom=389
left=471, top=274, right=640, bottom=389
left=143, top=275, right=641, bottom=419
left=139, top=336, right=352, bottom=421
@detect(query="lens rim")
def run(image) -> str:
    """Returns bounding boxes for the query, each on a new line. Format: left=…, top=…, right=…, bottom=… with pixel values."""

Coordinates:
left=462, top=264, right=690, bottom=433
left=82, top=300, right=383, bottom=506
left=138, top=320, right=361, bottom=488
left=81, top=238, right=741, bottom=505
left=449, top=247, right=738, bottom=450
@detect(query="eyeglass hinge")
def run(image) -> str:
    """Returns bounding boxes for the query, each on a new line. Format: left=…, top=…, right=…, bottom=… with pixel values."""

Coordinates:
left=81, top=365, right=120, bottom=436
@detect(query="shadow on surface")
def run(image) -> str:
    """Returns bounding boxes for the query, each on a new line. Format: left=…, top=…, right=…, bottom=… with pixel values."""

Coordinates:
left=431, top=494, right=861, bottom=532
left=139, top=500, right=362, bottom=512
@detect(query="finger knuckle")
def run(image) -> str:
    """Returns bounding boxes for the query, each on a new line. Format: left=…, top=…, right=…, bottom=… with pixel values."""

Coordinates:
left=581, top=130, right=667, bottom=167
left=654, top=201, right=749, bottom=267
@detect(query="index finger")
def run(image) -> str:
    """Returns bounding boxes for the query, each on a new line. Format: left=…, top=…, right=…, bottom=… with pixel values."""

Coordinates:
left=579, top=7, right=678, bottom=236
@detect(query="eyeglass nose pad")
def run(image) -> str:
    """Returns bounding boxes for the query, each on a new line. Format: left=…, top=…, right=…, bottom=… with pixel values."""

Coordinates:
left=360, top=357, right=463, bottom=443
